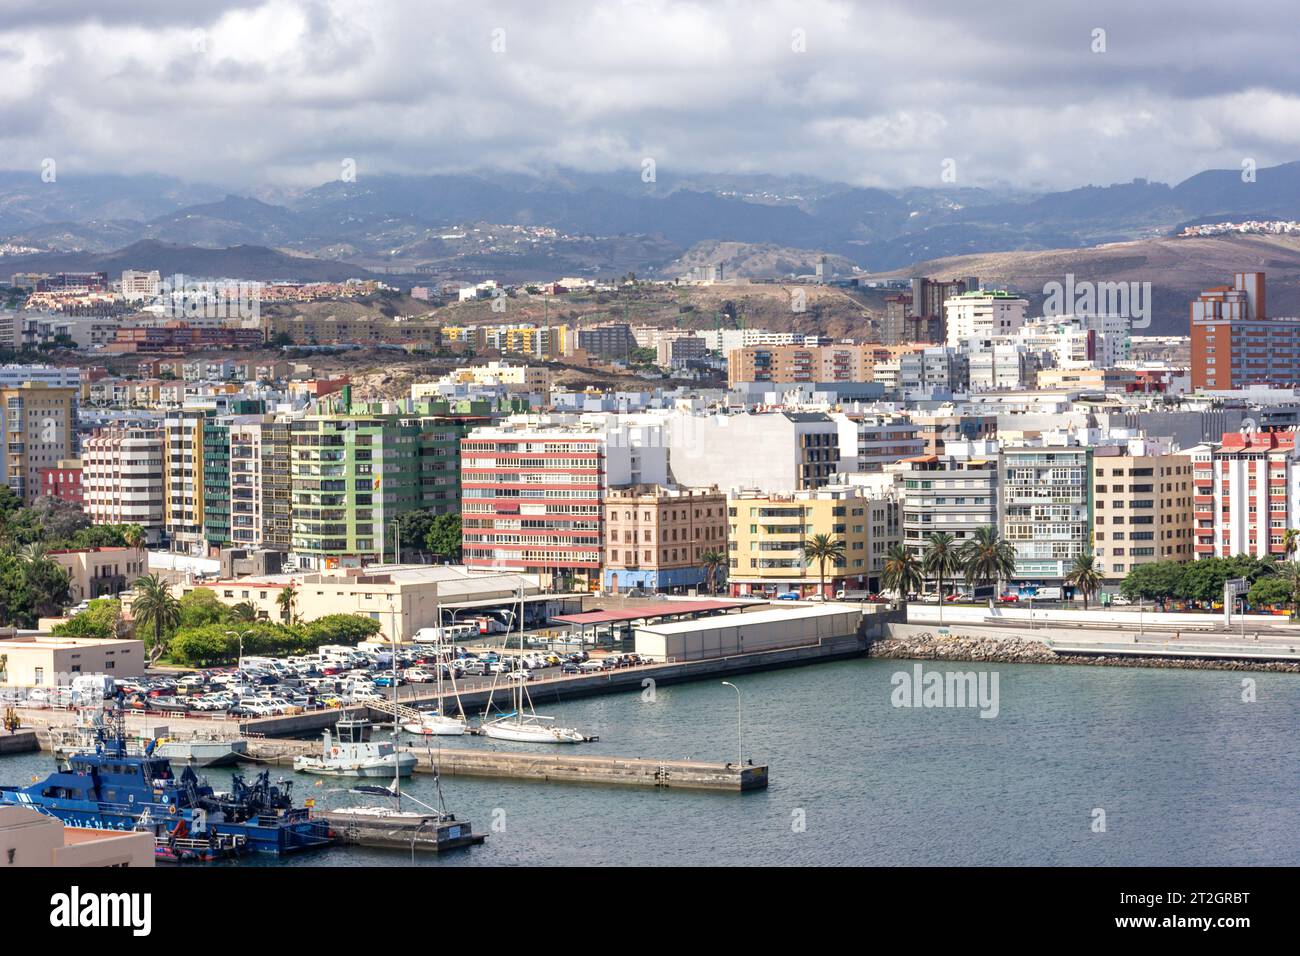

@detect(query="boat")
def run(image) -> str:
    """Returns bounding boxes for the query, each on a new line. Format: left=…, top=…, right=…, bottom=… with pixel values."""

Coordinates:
left=319, top=784, right=485, bottom=852
left=47, top=718, right=247, bottom=768
left=480, top=583, right=591, bottom=744
left=401, top=711, right=468, bottom=736
left=293, top=717, right=418, bottom=778
left=0, top=706, right=331, bottom=860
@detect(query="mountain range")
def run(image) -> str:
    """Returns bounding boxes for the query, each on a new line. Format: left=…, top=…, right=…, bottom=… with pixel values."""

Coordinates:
left=6, top=162, right=1300, bottom=285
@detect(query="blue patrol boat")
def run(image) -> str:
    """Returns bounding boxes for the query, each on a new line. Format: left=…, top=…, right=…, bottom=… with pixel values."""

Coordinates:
left=0, top=707, right=331, bottom=862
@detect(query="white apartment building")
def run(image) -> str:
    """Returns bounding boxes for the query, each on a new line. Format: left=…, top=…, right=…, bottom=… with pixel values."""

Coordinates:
left=899, top=439, right=1001, bottom=575
left=1189, top=430, right=1300, bottom=560
left=664, top=410, right=841, bottom=493
left=998, top=440, right=1092, bottom=584
left=831, top=413, right=924, bottom=473
left=163, top=410, right=207, bottom=553
left=80, top=427, right=165, bottom=532
left=121, top=269, right=162, bottom=302
left=945, top=290, right=1028, bottom=346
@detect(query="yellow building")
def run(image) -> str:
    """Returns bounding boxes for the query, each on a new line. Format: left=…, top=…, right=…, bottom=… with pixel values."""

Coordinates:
left=1036, top=367, right=1136, bottom=391
left=0, top=636, right=146, bottom=688
left=726, top=483, right=900, bottom=598
left=0, top=383, right=77, bottom=504
left=1090, top=443, right=1194, bottom=581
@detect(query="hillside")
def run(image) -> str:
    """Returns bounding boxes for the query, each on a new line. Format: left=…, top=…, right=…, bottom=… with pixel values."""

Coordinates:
left=872, top=234, right=1300, bottom=335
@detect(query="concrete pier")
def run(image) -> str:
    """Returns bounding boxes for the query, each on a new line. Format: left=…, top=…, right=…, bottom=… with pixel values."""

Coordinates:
left=0, top=730, right=39, bottom=755
left=243, top=738, right=767, bottom=791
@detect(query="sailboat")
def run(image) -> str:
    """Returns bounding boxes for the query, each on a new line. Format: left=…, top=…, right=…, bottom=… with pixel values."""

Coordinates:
left=480, top=582, right=590, bottom=744
left=403, top=602, right=469, bottom=736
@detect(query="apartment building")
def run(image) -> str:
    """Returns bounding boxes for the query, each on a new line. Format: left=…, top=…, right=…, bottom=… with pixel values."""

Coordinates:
left=998, top=443, right=1092, bottom=584
left=726, top=343, right=886, bottom=388
left=1090, top=440, right=1194, bottom=580
left=1188, top=430, right=1300, bottom=559
left=911, top=411, right=998, bottom=456
left=461, top=415, right=668, bottom=588
left=665, top=411, right=841, bottom=493
left=831, top=413, right=924, bottom=473
left=289, top=405, right=426, bottom=569
left=576, top=323, right=636, bottom=359
left=81, top=427, right=165, bottom=533
left=945, top=290, right=1028, bottom=346
left=162, top=410, right=208, bottom=553
left=0, top=383, right=77, bottom=504
left=726, top=482, right=900, bottom=598
left=899, top=347, right=969, bottom=398
left=899, top=440, right=1000, bottom=577
left=602, top=484, right=728, bottom=592
left=1189, top=272, right=1300, bottom=389
left=1036, top=367, right=1137, bottom=392
left=120, top=269, right=161, bottom=301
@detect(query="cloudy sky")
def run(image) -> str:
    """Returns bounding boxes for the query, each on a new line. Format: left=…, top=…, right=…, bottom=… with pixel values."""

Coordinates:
left=2, top=0, right=1298, bottom=193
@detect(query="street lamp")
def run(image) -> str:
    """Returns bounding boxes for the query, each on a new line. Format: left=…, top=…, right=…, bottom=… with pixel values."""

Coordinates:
left=721, top=681, right=742, bottom=769
left=225, top=629, right=251, bottom=671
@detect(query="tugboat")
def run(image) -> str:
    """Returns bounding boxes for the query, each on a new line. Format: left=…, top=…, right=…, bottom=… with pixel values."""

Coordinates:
left=293, top=717, right=417, bottom=778
left=0, top=704, right=331, bottom=861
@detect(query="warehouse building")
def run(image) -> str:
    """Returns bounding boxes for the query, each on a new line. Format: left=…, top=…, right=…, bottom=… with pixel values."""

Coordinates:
left=633, top=602, right=863, bottom=662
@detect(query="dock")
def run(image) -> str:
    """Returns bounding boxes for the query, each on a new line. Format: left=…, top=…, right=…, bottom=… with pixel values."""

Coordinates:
left=318, top=809, right=485, bottom=852
left=0, top=730, right=39, bottom=755
left=243, top=738, right=768, bottom=791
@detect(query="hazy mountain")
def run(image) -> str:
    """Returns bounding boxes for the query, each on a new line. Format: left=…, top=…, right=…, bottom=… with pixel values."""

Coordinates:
left=8, top=162, right=1300, bottom=276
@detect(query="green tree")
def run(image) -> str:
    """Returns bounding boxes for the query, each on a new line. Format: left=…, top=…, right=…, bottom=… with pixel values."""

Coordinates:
left=132, top=574, right=182, bottom=665
left=802, top=533, right=846, bottom=598
left=959, top=526, right=1017, bottom=597
left=20, top=553, right=71, bottom=620
left=922, top=532, right=962, bottom=622
left=425, top=513, right=462, bottom=560
left=395, top=509, right=435, bottom=558
left=700, top=549, right=728, bottom=595
left=51, top=598, right=123, bottom=639
left=229, top=601, right=259, bottom=622
left=177, top=588, right=229, bottom=629
left=1120, top=560, right=1185, bottom=610
left=276, top=584, right=298, bottom=625
left=1247, top=574, right=1292, bottom=610
left=1065, top=551, right=1103, bottom=609
left=882, top=543, right=923, bottom=603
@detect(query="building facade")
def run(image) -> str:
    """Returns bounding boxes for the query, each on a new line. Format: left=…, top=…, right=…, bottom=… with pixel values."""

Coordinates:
left=998, top=443, right=1092, bottom=584
left=1090, top=441, right=1194, bottom=580
left=602, top=484, right=728, bottom=592
left=81, top=427, right=164, bottom=533
left=0, top=383, right=77, bottom=504
left=1189, top=430, right=1300, bottom=559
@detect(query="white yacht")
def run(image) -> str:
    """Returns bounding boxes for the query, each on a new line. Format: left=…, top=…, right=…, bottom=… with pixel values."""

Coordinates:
left=402, top=711, right=468, bottom=736
left=293, top=718, right=417, bottom=778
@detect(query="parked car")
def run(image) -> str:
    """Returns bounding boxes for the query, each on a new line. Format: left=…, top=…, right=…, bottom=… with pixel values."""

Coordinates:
left=998, top=593, right=1019, bottom=604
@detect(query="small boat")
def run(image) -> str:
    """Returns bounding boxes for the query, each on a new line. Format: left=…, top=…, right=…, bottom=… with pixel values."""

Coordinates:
left=294, top=717, right=417, bottom=778
left=481, top=712, right=586, bottom=744
left=401, top=711, right=468, bottom=736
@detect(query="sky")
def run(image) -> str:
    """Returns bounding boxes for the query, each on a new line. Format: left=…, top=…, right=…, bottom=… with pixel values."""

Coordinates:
left=2, top=0, right=1299, bottom=193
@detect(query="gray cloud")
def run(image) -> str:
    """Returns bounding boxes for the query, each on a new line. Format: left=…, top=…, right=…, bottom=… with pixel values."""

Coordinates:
left=1, top=0, right=1297, bottom=192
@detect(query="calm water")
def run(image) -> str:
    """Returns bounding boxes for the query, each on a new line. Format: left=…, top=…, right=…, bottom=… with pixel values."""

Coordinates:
left=4, top=659, right=1297, bottom=866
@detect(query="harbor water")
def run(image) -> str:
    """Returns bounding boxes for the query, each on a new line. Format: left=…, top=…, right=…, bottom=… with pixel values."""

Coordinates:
left=4, top=658, right=1297, bottom=865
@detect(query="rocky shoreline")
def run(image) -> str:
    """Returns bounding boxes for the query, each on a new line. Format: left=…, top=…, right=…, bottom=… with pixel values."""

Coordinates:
left=868, top=632, right=1300, bottom=674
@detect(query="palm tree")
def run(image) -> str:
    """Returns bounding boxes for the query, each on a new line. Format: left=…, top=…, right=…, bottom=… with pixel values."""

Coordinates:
left=123, top=526, right=146, bottom=550
left=276, top=584, right=297, bottom=625
left=922, top=532, right=962, bottom=624
left=17, top=541, right=47, bottom=565
left=229, top=601, right=258, bottom=622
left=802, top=533, right=847, bottom=598
left=959, top=525, right=1017, bottom=598
left=882, top=543, right=923, bottom=603
left=132, top=574, right=181, bottom=665
left=1284, top=529, right=1300, bottom=561
left=700, top=550, right=728, bottom=596
left=1065, top=551, right=1103, bottom=609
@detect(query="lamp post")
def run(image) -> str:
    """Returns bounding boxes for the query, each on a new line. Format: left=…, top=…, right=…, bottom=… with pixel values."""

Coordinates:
left=225, top=629, right=250, bottom=671
left=721, top=681, right=742, bottom=768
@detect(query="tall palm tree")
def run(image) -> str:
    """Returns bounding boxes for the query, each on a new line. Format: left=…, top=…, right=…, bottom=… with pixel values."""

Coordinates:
left=802, top=533, right=846, bottom=598
left=17, top=541, right=47, bottom=565
left=959, top=525, right=1017, bottom=598
left=229, top=601, right=258, bottom=622
left=132, top=574, right=181, bottom=665
left=700, top=549, right=728, bottom=596
left=123, top=526, right=146, bottom=550
left=882, top=543, right=923, bottom=603
left=922, top=532, right=962, bottom=624
left=1284, top=529, right=1300, bottom=561
left=276, top=584, right=297, bottom=625
left=1065, top=551, right=1103, bottom=609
